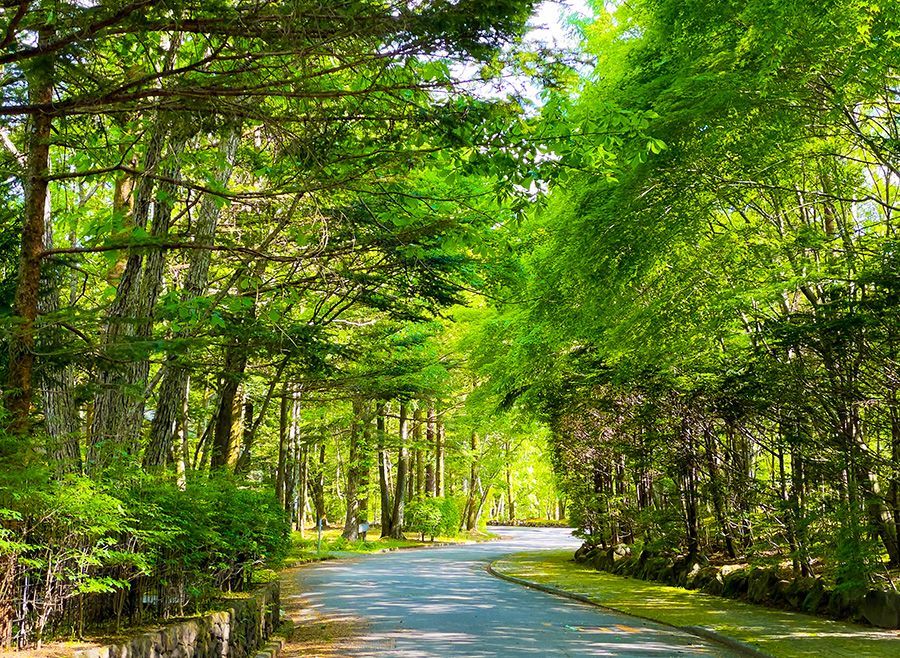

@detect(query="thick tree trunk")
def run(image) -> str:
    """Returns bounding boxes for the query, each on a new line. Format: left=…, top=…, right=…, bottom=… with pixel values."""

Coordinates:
left=390, top=402, right=409, bottom=539
left=209, top=343, right=247, bottom=471
left=6, top=28, right=53, bottom=434
left=89, top=120, right=170, bottom=463
left=145, top=125, right=240, bottom=469
left=37, top=183, right=81, bottom=472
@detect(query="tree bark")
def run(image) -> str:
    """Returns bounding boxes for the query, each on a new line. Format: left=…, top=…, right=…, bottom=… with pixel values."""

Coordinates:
left=144, top=124, right=240, bottom=469
left=414, top=406, right=424, bottom=497
left=377, top=404, right=393, bottom=536
left=390, top=402, right=409, bottom=539
left=5, top=27, right=53, bottom=434
left=436, top=418, right=445, bottom=496
left=88, top=118, right=171, bottom=464
left=342, top=398, right=365, bottom=540
left=466, top=432, right=479, bottom=531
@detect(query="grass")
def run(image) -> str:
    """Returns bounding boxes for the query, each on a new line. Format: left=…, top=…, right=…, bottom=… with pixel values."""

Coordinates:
left=491, top=550, right=900, bottom=658
left=286, top=526, right=493, bottom=562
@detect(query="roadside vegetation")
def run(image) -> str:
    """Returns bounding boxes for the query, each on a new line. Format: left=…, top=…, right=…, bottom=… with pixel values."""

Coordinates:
left=3, top=0, right=899, bottom=650
left=492, top=552, right=900, bottom=658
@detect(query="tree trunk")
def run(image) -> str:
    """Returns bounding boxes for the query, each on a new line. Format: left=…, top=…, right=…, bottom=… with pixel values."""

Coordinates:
left=436, top=417, right=445, bottom=496
left=414, top=406, right=424, bottom=497
left=89, top=120, right=172, bottom=464
left=310, top=443, right=327, bottom=526
left=144, top=124, right=240, bottom=468
left=276, top=393, right=290, bottom=507
left=209, top=343, right=247, bottom=471
left=37, top=182, right=81, bottom=472
left=5, top=27, right=53, bottom=434
left=466, top=432, right=479, bottom=531
left=342, top=398, right=365, bottom=540
left=298, top=443, right=309, bottom=533
left=377, top=404, right=393, bottom=536
left=506, top=457, right=515, bottom=522
left=390, top=402, right=409, bottom=539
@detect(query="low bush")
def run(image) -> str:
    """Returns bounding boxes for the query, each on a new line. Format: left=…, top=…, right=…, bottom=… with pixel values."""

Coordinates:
left=0, top=458, right=289, bottom=649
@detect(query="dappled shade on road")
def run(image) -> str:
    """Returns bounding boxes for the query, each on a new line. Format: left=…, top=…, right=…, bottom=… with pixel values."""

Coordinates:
left=284, top=527, right=735, bottom=657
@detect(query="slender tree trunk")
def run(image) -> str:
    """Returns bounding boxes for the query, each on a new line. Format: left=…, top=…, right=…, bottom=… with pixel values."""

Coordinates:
left=703, top=424, right=735, bottom=558
left=425, top=404, right=437, bottom=490
left=377, top=404, right=393, bottom=536
left=390, top=403, right=409, bottom=539
left=276, top=393, right=290, bottom=507
left=506, top=458, right=515, bottom=522
left=414, top=406, right=424, bottom=497
left=298, top=444, right=309, bottom=533
left=311, top=443, right=327, bottom=526
left=358, top=403, right=372, bottom=535
left=342, top=398, right=365, bottom=540
left=466, top=432, right=479, bottom=531
left=436, top=417, right=445, bottom=496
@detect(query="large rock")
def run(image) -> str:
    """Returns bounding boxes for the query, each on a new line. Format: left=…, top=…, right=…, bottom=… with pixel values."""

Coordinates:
left=827, top=585, right=867, bottom=620
left=801, top=579, right=830, bottom=614
left=784, top=576, right=816, bottom=609
left=722, top=567, right=750, bottom=599
left=747, top=568, right=781, bottom=604
left=861, top=590, right=900, bottom=629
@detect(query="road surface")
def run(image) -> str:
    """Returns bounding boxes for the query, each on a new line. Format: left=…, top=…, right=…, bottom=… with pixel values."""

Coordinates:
left=286, top=527, right=737, bottom=657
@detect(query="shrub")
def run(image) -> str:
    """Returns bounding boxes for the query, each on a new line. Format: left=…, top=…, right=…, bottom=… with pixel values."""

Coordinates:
left=406, top=498, right=444, bottom=540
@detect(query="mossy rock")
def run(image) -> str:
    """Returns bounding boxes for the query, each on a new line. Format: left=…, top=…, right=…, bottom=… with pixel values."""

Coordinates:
left=785, top=576, right=817, bottom=609
left=861, top=589, right=900, bottom=629
left=747, top=568, right=781, bottom=604
left=827, top=585, right=867, bottom=621
left=574, top=545, right=594, bottom=562
left=801, top=580, right=830, bottom=614
left=688, top=565, right=719, bottom=591
left=701, top=572, right=725, bottom=596
left=722, top=569, right=750, bottom=599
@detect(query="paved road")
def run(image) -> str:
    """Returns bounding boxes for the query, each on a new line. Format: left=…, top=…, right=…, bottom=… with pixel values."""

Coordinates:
left=288, top=527, right=737, bottom=657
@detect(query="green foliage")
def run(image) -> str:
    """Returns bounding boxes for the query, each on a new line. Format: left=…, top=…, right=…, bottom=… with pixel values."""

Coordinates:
left=406, top=498, right=444, bottom=540
left=0, top=462, right=289, bottom=645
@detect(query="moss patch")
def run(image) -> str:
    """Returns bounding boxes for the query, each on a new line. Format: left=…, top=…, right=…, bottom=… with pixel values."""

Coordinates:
left=492, top=550, right=900, bottom=658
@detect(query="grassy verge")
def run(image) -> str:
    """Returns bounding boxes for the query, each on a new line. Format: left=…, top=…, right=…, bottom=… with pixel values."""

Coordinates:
left=491, top=550, right=900, bottom=658
left=286, top=526, right=495, bottom=563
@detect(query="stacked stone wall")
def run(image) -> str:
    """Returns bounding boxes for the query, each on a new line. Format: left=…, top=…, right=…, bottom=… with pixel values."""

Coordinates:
left=73, top=582, right=279, bottom=658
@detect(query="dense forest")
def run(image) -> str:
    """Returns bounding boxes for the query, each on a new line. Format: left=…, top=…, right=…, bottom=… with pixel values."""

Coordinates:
left=1, top=0, right=899, bottom=650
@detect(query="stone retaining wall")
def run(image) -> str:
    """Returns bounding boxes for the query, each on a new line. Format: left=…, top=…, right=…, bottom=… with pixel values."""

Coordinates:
left=74, top=582, right=280, bottom=658
left=574, top=544, right=900, bottom=629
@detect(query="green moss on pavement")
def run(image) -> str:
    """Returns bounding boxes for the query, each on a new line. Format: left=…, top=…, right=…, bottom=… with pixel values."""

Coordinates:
left=491, top=550, right=900, bottom=658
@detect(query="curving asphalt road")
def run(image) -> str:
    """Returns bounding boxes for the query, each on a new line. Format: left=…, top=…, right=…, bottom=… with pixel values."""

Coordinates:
left=288, top=527, right=738, bottom=657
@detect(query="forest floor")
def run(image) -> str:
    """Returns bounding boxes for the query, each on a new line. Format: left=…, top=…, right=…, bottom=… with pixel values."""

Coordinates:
left=490, top=550, right=900, bottom=658
left=285, top=526, right=496, bottom=564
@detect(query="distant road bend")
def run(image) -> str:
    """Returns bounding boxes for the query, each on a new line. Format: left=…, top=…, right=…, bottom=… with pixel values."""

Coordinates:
left=287, top=526, right=738, bottom=657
